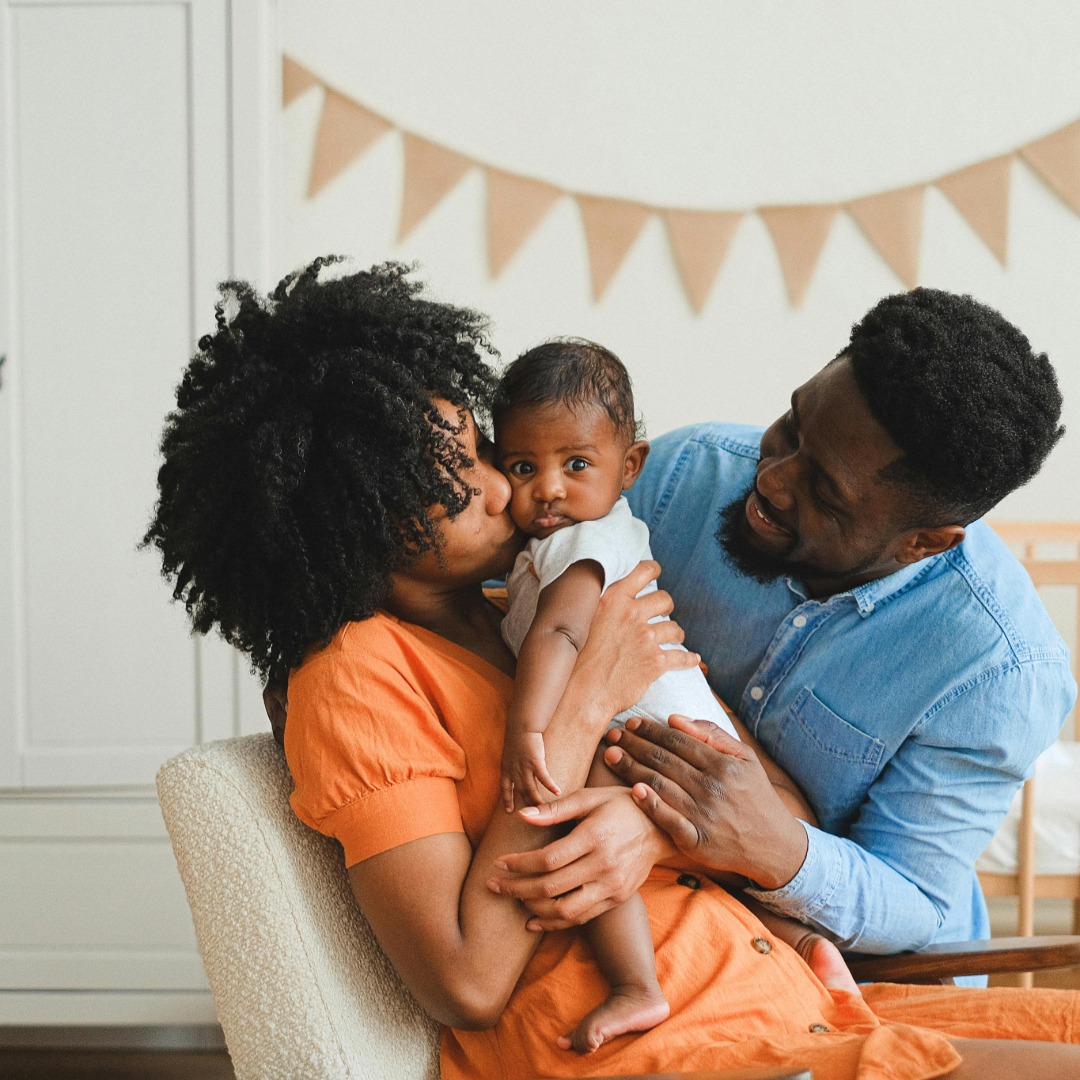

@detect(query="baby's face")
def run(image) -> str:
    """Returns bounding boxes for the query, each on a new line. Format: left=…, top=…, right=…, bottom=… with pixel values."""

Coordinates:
left=495, top=402, right=645, bottom=539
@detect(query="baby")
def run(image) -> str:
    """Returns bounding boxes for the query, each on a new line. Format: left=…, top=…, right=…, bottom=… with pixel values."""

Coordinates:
left=494, top=339, right=859, bottom=1054
left=494, top=339, right=739, bottom=1053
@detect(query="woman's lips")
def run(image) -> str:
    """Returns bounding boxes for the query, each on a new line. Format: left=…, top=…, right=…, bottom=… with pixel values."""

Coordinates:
left=745, top=490, right=795, bottom=542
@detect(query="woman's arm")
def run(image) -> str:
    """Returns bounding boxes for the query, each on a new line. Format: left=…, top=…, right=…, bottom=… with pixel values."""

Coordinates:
left=486, top=716, right=815, bottom=930
left=347, top=563, right=699, bottom=1029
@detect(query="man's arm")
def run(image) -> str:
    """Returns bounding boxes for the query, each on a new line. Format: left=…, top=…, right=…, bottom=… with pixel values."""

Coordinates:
left=609, top=662, right=1069, bottom=952
left=743, top=662, right=1069, bottom=952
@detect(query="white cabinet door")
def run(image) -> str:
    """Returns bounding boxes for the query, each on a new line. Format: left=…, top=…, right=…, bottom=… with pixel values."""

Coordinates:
left=0, top=0, right=273, bottom=786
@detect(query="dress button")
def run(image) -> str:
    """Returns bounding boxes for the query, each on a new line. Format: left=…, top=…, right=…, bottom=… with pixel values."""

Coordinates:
left=751, top=937, right=772, bottom=954
left=792, top=615, right=807, bottom=628
left=676, top=873, right=700, bottom=890
left=750, top=686, right=764, bottom=701
left=809, top=1023, right=829, bottom=1033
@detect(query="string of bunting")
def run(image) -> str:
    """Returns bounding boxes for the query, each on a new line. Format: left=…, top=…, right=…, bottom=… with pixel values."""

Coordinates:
left=285, top=56, right=1080, bottom=312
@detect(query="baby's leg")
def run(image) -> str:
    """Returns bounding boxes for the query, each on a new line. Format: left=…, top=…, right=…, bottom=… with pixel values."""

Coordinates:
left=558, top=893, right=670, bottom=1054
left=737, top=894, right=861, bottom=996
left=558, top=746, right=669, bottom=1054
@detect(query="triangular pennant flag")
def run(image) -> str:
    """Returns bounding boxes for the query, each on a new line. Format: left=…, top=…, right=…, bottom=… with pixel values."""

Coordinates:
left=758, top=204, right=839, bottom=305
left=1020, top=119, right=1080, bottom=214
left=576, top=196, right=651, bottom=300
left=307, top=90, right=391, bottom=197
left=486, top=169, right=562, bottom=277
left=935, top=155, right=1013, bottom=264
left=662, top=210, right=743, bottom=313
left=282, top=56, right=319, bottom=106
left=846, top=185, right=925, bottom=289
left=399, top=134, right=475, bottom=240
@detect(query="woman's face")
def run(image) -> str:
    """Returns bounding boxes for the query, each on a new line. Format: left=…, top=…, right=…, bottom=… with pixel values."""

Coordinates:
left=405, top=400, right=523, bottom=588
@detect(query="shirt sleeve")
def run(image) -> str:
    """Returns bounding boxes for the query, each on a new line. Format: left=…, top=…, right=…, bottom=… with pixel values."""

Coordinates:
left=745, top=658, right=1074, bottom=951
left=285, top=636, right=467, bottom=867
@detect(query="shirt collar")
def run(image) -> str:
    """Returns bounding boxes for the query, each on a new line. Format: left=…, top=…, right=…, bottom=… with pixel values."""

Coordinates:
left=785, top=556, right=938, bottom=617
left=850, top=557, right=938, bottom=616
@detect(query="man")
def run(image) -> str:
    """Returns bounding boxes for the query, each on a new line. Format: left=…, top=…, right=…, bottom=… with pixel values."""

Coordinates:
left=606, top=288, right=1075, bottom=974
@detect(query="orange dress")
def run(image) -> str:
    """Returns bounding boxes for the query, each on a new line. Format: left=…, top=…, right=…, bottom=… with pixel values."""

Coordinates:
left=286, top=613, right=1079, bottom=1080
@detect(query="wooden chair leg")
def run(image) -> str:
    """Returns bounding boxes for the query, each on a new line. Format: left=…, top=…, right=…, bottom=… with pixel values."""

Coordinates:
left=1017, top=777, right=1036, bottom=988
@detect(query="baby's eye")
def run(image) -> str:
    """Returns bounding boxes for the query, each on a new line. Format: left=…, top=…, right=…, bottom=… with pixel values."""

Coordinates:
left=567, top=458, right=589, bottom=473
left=508, top=461, right=535, bottom=476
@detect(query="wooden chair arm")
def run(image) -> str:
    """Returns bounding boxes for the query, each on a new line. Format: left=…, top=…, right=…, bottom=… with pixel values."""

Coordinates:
left=844, top=934, right=1080, bottom=983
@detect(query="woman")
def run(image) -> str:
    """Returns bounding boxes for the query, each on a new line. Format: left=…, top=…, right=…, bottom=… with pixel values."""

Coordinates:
left=146, top=259, right=1080, bottom=1080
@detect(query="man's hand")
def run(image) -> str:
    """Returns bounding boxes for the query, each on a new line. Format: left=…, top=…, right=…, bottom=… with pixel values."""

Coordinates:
left=485, top=786, right=673, bottom=930
left=603, top=714, right=809, bottom=890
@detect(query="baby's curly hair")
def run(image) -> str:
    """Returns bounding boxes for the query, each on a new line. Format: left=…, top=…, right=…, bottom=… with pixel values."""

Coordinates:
left=846, top=288, right=1064, bottom=524
left=143, top=258, right=497, bottom=678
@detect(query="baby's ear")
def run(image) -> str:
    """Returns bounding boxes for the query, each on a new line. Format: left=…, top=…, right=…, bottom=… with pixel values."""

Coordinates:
left=621, top=440, right=650, bottom=489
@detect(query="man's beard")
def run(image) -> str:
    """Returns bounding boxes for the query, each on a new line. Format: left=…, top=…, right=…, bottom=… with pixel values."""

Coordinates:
left=715, top=485, right=879, bottom=586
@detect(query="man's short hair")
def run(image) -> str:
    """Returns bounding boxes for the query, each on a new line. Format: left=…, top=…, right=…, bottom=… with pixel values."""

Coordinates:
left=846, top=288, right=1064, bottom=524
left=493, top=338, right=642, bottom=442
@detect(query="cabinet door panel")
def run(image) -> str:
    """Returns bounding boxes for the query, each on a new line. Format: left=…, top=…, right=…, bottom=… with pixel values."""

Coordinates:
left=0, top=0, right=233, bottom=785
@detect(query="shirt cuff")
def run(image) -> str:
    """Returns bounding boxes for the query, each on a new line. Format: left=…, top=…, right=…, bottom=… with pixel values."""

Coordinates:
left=321, top=776, right=465, bottom=867
left=743, top=821, right=843, bottom=922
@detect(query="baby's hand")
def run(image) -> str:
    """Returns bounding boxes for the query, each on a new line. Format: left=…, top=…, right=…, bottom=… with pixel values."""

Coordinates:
left=500, top=731, right=561, bottom=812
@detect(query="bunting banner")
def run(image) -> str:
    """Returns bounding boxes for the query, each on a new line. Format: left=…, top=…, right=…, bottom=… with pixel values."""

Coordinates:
left=284, top=57, right=1080, bottom=312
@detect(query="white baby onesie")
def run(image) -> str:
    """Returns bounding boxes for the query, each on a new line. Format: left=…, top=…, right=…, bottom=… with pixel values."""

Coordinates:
left=501, top=497, right=739, bottom=738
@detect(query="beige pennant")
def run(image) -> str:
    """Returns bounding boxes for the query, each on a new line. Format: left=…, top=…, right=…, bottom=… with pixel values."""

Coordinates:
left=935, top=155, right=1013, bottom=264
left=758, top=205, right=839, bottom=306
left=846, top=185, right=925, bottom=289
left=486, top=169, right=562, bottom=277
left=307, top=90, right=391, bottom=197
left=282, top=56, right=319, bottom=106
left=1020, top=119, right=1080, bottom=214
left=662, top=210, right=743, bottom=313
left=576, top=196, right=651, bottom=300
left=399, top=134, right=475, bottom=240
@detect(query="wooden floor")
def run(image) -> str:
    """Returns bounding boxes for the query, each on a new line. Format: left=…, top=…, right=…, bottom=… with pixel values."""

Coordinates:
left=0, top=1048, right=235, bottom=1079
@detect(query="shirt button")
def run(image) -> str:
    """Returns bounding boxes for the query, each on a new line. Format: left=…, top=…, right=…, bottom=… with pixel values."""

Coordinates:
left=792, top=615, right=807, bottom=628
left=809, top=1023, right=829, bottom=1033
left=676, top=873, right=700, bottom=890
left=751, top=937, right=772, bottom=954
left=750, top=686, right=764, bottom=701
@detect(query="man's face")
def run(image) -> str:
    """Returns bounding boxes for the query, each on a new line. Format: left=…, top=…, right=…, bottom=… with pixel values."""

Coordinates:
left=718, top=357, right=922, bottom=597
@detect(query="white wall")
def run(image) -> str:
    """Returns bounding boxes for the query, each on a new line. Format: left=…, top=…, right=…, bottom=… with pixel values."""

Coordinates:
left=280, top=0, right=1080, bottom=521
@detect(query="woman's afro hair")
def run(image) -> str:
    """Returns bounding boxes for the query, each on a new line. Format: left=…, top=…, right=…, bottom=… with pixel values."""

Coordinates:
left=846, top=288, right=1064, bottom=523
left=143, top=258, right=497, bottom=678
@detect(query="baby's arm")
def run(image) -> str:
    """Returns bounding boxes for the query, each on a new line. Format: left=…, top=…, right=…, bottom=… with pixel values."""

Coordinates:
left=502, top=559, right=605, bottom=811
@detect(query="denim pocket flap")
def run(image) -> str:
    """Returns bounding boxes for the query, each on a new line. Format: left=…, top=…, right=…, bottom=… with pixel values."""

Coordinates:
left=789, top=687, right=885, bottom=767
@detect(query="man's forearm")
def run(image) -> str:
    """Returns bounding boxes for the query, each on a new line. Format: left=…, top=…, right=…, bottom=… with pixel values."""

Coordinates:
left=744, top=823, right=943, bottom=952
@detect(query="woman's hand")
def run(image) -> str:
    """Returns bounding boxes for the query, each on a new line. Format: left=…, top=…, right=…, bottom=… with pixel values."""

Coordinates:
left=486, top=786, right=674, bottom=930
left=571, top=560, right=700, bottom=722
left=603, top=715, right=809, bottom=890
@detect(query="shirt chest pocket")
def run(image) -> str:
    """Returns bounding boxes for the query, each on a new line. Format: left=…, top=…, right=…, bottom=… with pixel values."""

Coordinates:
left=772, top=687, right=886, bottom=835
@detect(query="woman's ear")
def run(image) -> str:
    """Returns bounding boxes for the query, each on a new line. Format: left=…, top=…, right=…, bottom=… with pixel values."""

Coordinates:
left=621, top=441, right=651, bottom=490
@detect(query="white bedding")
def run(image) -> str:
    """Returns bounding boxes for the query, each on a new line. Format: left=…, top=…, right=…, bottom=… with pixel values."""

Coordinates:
left=976, top=740, right=1080, bottom=876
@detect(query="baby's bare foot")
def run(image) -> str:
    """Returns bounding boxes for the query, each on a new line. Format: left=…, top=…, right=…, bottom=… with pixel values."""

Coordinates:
left=799, top=934, right=862, bottom=997
left=556, top=983, right=670, bottom=1055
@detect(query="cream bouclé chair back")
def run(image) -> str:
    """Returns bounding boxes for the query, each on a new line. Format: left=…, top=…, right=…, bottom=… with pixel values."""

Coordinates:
left=156, top=734, right=440, bottom=1080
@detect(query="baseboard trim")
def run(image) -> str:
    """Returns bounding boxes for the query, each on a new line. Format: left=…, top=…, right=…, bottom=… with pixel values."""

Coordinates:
left=0, top=991, right=218, bottom=1026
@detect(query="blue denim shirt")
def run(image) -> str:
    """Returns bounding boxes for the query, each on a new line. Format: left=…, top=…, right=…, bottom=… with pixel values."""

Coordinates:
left=627, top=423, right=1076, bottom=967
